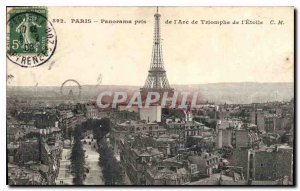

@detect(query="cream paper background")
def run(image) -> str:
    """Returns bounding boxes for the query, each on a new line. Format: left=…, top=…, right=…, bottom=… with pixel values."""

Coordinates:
left=7, top=7, right=294, bottom=86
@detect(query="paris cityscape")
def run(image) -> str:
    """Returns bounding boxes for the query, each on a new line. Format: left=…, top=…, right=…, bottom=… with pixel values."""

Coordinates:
left=7, top=7, right=294, bottom=186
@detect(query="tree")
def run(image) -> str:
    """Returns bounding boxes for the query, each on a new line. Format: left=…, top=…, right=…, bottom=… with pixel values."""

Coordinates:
left=209, top=120, right=217, bottom=130
left=81, top=118, right=110, bottom=142
left=70, top=126, right=85, bottom=185
left=98, top=139, right=123, bottom=185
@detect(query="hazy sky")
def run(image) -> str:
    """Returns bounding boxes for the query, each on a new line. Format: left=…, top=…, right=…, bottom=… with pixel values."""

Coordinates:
left=7, top=7, right=294, bottom=86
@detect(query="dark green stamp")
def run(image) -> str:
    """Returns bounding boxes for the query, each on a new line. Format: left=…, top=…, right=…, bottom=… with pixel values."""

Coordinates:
left=7, top=7, right=57, bottom=67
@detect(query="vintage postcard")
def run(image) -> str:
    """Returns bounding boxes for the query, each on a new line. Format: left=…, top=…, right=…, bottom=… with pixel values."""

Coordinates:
left=6, top=6, right=294, bottom=186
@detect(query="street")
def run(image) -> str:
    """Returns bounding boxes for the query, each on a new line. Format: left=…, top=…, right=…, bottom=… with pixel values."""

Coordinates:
left=82, top=136, right=104, bottom=185
left=55, top=135, right=104, bottom=185
left=55, top=148, right=73, bottom=185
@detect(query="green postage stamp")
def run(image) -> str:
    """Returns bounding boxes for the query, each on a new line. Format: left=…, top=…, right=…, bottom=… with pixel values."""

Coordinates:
left=7, top=7, right=57, bottom=67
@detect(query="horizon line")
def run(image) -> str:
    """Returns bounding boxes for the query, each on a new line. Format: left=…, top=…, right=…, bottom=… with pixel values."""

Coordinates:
left=6, top=81, right=294, bottom=87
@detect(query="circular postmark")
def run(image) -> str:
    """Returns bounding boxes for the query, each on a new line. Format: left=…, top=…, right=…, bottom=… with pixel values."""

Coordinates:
left=7, top=11, right=57, bottom=67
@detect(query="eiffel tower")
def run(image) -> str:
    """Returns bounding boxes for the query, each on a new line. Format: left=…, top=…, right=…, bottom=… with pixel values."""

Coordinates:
left=141, top=7, right=173, bottom=93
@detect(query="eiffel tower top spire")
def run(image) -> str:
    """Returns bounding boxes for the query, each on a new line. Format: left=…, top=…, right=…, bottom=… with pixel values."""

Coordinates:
left=143, top=7, right=171, bottom=90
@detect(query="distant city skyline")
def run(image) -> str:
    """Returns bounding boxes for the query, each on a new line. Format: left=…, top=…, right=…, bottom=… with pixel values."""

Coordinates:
left=7, top=7, right=294, bottom=86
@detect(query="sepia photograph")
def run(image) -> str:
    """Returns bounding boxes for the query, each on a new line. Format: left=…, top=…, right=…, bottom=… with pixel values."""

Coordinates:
left=6, top=6, right=294, bottom=186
